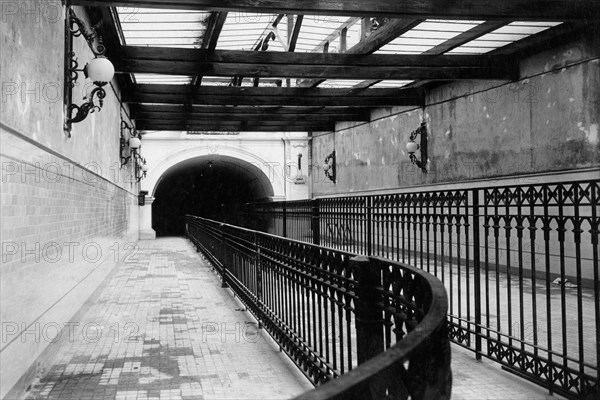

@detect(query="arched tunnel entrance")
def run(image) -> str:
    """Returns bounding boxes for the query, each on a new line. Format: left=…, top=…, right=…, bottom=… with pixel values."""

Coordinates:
left=152, top=155, right=274, bottom=236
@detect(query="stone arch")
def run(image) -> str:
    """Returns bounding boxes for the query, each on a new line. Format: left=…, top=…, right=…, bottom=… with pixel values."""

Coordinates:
left=138, top=145, right=284, bottom=239
left=142, top=145, right=285, bottom=199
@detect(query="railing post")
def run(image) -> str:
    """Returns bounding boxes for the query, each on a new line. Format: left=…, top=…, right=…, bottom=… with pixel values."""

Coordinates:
left=352, top=255, right=384, bottom=365
left=366, top=197, right=373, bottom=255
left=219, top=223, right=229, bottom=288
left=254, top=232, right=263, bottom=329
left=312, top=199, right=320, bottom=245
left=282, top=202, right=287, bottom=238
left=472, top=189, right=482, bottom=360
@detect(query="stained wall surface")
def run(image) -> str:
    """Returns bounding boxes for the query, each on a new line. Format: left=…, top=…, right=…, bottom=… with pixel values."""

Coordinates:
left=311, top=35, right=600, bottom=195
left=1, top=3, right=139, bottom=397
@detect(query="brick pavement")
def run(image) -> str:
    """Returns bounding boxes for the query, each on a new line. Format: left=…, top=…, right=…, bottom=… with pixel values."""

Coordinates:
left=23, top=238, right=312, bottom=400
left=22, top=238, right=567, bottom=400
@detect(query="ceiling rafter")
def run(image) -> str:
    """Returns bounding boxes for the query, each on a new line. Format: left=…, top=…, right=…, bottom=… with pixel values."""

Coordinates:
left=72, top=0, right=600, bottom=21
left=137, top=121, right=335, bottom=132
left=299, top=18, right=422, bottom=87
left=287, top=15, right=304, bottom=52
left=353, top=20, right=511, bottom=89
left=113, top=46, right=519, bottom=80
left=130, top=103, right=368, bottom=115
left=83, top=2, right=595, bottom=132
left=313, top=16, right=360, bottom=52
left=135, top=112, right=368, bottom=122
left=124, top=85, right=425, bottom=107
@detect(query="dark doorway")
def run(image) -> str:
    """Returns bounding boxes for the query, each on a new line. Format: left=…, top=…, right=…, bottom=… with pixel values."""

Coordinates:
left=152, top=156, right=274, bottom=236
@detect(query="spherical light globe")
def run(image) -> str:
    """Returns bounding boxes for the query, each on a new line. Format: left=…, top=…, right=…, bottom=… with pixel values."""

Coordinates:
left=129, top=137, right=141, bottom=149
left=141, top=164, right=149, bottom=172
left=86, top=56, right=115, bottom=84
left=406, top=141, right=419, bottom=154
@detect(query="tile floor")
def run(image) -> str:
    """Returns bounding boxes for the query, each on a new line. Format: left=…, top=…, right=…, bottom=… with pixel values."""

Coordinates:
left=22, top=238, right=567, bottom=400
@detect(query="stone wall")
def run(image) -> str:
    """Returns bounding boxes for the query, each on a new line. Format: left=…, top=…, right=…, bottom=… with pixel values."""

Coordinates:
left=1, top=3, right=139, bottom=397
left=311, top=34, right=599, bottom=195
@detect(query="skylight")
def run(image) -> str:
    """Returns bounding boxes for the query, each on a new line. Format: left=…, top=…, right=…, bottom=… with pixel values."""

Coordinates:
left=377, top=20, right=484, bottom=54
left=217, top=13, right=280, bottom=51
left=370, top=80, right=413, bottom=88
left=116, top=7, right=210, bottom=48
left=134, top=74, right=192, bottom=85
left=114, top=10, right=565, bottom=89
left=447, top=21, right=562, bottom=54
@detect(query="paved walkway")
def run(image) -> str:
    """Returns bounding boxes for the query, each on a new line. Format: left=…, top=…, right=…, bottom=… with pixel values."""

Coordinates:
left=24, top=238, right=312, bottom=400
left=24, top=238, right=566, bottom=400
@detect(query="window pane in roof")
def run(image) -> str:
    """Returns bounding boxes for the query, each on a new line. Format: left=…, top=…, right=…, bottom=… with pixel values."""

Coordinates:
left=415, top=21, right=483, bottom=32
left=492, top=25, right=558, bottom=35
left=377, top=44, right=437, bottom=54
left=119, top=22, right=204, bottom=31
left=459, top=40, right=513, bottom=47
left=446, top=46, right=497, bottom=54
left=402, top=29, right=466, bottom=40
left=296, top=16, right=359, bottom=52
left=134, top=74, right=192, bottom=84
left=509, top=21, right=562, bottom=27
left=447, top=21, right=563, bottom=54
left=319, top=79, right=365, bottom=88
left=117, top=7, right=209, bottom=48
left=119, top=8, right=196, bottom=14
left=376, top=20, right=482, bottom=54
left=386, top=37, right=448, bottom=47
left=216, top=12, right=278, bottom=51
left=476, top=33, right=529, bottom=41
left=123, top=30, right=205, bottom=39
left=126, top=38, right=201, bottom=46
left=121, top=13, right=210, bottom=23
left=370, top=80, right=413, bottom=88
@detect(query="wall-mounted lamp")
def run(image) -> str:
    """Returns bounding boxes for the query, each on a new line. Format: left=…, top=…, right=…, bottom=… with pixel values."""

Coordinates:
left=136, top=157, right=149, bottom=182
left=406, top=121, right=428, bottom=173
left=64, top=7, right=115, bottom=136
left=120, top=120, right=142, bottom=167
left=323, top=150, right=336, bottom=183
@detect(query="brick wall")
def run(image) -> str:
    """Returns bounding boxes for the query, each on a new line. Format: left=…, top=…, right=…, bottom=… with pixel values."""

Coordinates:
left=1, top=3, right=139, bottom=397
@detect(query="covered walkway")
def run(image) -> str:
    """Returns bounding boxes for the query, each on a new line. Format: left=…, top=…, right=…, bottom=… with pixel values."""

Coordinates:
left=24, top=238, right=563, bottom=400
left=24, top=238, right=312, bottom=400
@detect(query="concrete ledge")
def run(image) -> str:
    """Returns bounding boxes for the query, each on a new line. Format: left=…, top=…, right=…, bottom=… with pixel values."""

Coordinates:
left=0, top=240, right=127, bottom=400
left=139, top=229, right=157, bottom=240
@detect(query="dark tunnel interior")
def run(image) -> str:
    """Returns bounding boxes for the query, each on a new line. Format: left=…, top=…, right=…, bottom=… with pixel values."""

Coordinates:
left=152, top=156, right=274, bottom=236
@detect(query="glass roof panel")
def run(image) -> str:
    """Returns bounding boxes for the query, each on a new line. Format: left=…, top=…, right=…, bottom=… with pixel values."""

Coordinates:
left=116, top=7, right=210, bottom=48
left=370, top=80, right=413, bottom=88
left=201, top=76, right=284, bottom=87
left=115, top=12, right=565, bottom=89
left=294, top=16, right=357, bottom=53
left=134, top=74, right=192, bottom=85
left=447, top=21, right=562, bottom=54
left=376, top=20, right=483, bottom=54
left=319, top=79, right=366, bottom=88
left=216, top=12, right=278, bottom=51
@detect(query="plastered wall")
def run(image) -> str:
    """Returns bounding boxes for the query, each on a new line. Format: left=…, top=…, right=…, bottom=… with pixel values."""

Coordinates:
left=1, top=3, right=139, bottom=397
left=311, top=35, right=599, bottom=195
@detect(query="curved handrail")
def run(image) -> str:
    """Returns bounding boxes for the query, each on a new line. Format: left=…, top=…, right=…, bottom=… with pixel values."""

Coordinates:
left=185, top=215, right=451, bottom=400
left=293, top=257, right=450, bottom=400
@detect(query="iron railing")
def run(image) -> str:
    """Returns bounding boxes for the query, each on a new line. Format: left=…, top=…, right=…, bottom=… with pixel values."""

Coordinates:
left=186, top=215, right=451, bottom=400
left=242, top=179, right=600, bottom=400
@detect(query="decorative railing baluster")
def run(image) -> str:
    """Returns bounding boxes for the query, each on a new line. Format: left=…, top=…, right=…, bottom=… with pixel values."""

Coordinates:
left=238, top=178, right=599, bottom=399
left=186, top=215, right=450, bottom=400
